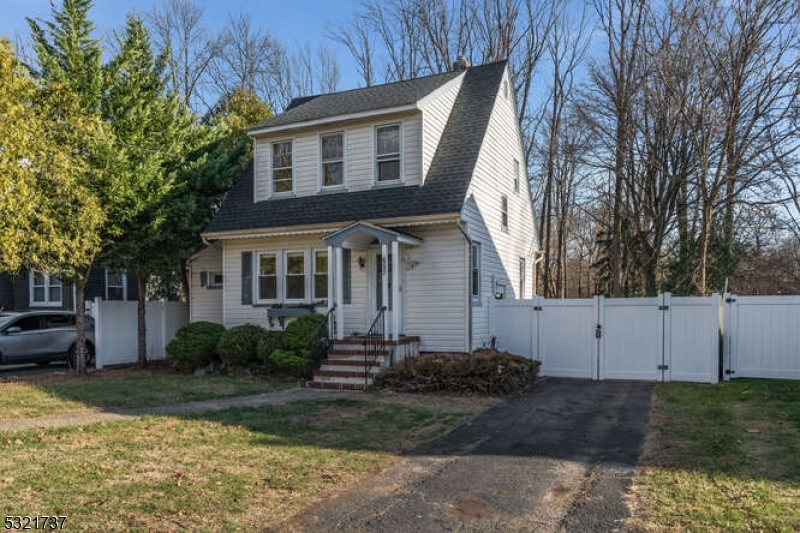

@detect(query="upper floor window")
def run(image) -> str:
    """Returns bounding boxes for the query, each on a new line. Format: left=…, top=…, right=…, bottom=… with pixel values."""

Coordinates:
left=513, top=159, right=520, bottom=193
left=501, top=195, right=509, bottom=232
left=321, top=133, right=345, bottom=188
left=376, top=123, right=401, bottom=182
left=272, top=140, right=293, bottom=194
left=105, top=270, right=126, bottom=300
left=30, top=272, right=62, bottom=306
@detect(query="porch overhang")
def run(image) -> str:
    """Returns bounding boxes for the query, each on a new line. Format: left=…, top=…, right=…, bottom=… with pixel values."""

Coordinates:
left=323, top=221, right=422, bottom=249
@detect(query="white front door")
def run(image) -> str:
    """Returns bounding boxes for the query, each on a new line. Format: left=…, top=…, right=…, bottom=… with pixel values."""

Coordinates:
left=367, top=249, right=396, bottom=335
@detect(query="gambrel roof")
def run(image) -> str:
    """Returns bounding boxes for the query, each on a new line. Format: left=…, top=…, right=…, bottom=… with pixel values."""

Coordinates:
left=205, top=61, right=507, bottom=235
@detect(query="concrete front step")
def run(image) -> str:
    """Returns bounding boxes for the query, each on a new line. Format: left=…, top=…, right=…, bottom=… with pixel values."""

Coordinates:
left=325, top=354, right=388, bottom=364
left=328, top=348, right=393, bottom=357
left=315, top=369, right=378, bottom=379
left=312, top=374, right=373, bottom=385
left=306, top=381, right=366, bottom=391
left=320, top=359, right=381, bottom=367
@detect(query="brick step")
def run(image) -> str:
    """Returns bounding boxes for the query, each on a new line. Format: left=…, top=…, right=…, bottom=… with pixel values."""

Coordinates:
left=314, top=369, right=377, bottom=379
left=319, top=359, right=381, bottom=367
left=306, top=381, right=366, bottom=391
left=328, top=348, right=392, bottom=357
left=326, top=354, right=388, bottom=364
left=312, top=375, right=372, bottom=385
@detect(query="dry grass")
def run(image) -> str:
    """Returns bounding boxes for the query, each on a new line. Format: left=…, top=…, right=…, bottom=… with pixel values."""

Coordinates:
left=0, top=393, right=492, bottom=531
left=628, top=380, right=800, bottom=532
left=0, top=367, right=293, bottom=420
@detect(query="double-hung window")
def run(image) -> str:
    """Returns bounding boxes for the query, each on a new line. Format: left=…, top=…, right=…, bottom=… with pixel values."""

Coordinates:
left=258, top=252, right=278, bottom=301
left=321, top=133, right=345, bottom=187
left=313, top=250, right=328, bottom=299
left=471, top=243, right=482, bottom=305
left=519, top=257, right=526, bottom=299
left=272, top=140, right=293, bottom=194
left=376, top=124, right=401, bottom=182
left=513, top=159, right=520, bottom=193
left=105, top=270, right=126, bottom=300
left=285, top=251, right=307, bottom=300
left=31, top=272, right=62, bottom=306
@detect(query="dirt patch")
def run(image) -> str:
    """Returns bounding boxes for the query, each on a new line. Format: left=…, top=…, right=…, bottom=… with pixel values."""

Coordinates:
left=449, top=496, right=497, bottom=520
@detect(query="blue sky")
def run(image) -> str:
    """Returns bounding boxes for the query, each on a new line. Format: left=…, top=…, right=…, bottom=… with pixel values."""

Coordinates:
left=2, top=0, right=362, bottom=89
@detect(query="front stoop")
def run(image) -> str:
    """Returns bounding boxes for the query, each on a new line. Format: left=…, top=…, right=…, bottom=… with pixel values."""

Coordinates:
left=307, top=336, right=420, bottom=391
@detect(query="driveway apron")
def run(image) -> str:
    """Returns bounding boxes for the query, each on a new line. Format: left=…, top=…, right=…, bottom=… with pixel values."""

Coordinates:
left=290, top=379, right=653, bottom=533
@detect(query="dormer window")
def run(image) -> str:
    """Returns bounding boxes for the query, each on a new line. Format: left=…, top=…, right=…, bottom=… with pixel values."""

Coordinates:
left=321, top=132, right=345, bottom=188
left=272, top=140, right=293, bottom=194
left=376, top=123, right=401, bottom=182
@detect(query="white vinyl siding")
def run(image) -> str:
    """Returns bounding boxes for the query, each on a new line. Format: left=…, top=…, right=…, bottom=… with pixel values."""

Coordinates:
left=420, top=75, right=463, bottom=182
left=190, top=245, right=223, bottom=324
left=252, top=113, right=422, bottom=202
left=462, top=66, right=537, bottom=349
left=403, top=224, right=468, bottom=353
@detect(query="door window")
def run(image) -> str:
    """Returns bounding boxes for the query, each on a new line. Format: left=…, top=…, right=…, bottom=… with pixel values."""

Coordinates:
left=375, top=253, right=393, bottom=311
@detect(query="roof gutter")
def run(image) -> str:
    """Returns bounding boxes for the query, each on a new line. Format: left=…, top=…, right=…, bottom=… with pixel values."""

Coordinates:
left=248, top=104, right=418, bottom=137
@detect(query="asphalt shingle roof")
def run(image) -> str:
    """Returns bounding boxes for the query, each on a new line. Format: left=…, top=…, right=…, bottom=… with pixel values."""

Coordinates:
left=205, top=61, right=507, bottom=235
left=251, top=71, right=462, bottom=130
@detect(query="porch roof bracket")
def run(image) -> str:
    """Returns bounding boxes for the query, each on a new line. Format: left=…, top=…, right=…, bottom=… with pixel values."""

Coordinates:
left=323, top=221, right=422, bottom=248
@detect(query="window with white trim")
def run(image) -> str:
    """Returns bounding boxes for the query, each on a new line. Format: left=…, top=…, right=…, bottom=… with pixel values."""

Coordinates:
left=513, top=159, right=520, bottom=193
left=271, top=140, right=293, bottom=194
left=313, top=250, right=328, bottom=299
left=320, top=133, right=345, bottom=187
left=285, top=251, right=307, bottom=300
left=30, top=272, right=62, bottom=306
left=519, top=257, right=526, bottom=299
left=258, top=252, right=278, bottom=301
left=105, top=270, right=126, bottom=300
left=471, top=243, right=482, bottom=305
left=376, top=123, right=401, bottom=182
left=501, top=195, right=509, bottom=232
left=208, top=271, right=223, bottom=288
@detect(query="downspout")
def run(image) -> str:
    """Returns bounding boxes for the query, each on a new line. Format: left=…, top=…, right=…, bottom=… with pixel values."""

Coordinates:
left=458, top=220, right=473, bottom=352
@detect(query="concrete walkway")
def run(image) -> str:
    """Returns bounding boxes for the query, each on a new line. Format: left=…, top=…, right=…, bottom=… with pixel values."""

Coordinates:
left=0, top=387, right=349, bottom=433
left=288, top=379, right=653, bottom=533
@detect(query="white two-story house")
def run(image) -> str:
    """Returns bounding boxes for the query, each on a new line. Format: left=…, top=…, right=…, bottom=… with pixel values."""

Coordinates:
left=191, top=59, right=538, bottom=387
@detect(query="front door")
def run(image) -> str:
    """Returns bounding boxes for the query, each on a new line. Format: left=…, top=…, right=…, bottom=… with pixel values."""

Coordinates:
left=368, top=250, right=395, bottom=335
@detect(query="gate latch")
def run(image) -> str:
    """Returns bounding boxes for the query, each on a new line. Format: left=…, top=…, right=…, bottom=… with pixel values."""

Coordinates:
left=595, top=325, right=603, bottom=339
left=658, top=305, right=669, bottom=311
left=658, top=364, right=669, bottom=370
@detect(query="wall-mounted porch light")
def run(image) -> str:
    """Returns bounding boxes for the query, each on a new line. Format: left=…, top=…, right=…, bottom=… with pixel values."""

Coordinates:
left=403, top=255, right=420, bottom=270
left=357, top=256, right=366, bottom=270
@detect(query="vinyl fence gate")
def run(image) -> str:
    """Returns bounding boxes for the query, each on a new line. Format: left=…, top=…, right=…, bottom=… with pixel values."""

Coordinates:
left=491, top=293, right=720, bottom=384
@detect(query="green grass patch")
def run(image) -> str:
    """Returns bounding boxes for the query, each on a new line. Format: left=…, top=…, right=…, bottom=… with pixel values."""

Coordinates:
left=631, top=379, right=800, bottom=532
left=0, top=394, right=491, bottom=531
left=0, top=370, right=293, bottom=419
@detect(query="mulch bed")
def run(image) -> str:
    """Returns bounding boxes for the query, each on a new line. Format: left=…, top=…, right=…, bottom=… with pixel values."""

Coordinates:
left=372, top=348, right=540, bottom=395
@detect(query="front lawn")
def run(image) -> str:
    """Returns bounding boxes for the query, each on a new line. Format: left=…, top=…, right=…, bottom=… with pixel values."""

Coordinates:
left=0, top=368, right=293, bottom=419
left=0, top=394, right=494, bottom=531
left=630, top=379, right=800, bottom=532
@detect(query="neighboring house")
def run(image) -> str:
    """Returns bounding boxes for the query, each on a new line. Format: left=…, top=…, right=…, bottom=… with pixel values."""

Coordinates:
left=0, top=268, right=138, bottom=313
left=192, top=59, right=538, bottom=385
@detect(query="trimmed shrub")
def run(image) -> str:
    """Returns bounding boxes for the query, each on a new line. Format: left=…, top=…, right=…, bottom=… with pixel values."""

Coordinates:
left=373, top=348, right=540, bottom=395
left=268, top=313, right=325, bottom=376
left=256, top=330, right=284, bottom=367
left=166, top=321, right=226, bottom=373
left=216, top=324, right=266, bottom=367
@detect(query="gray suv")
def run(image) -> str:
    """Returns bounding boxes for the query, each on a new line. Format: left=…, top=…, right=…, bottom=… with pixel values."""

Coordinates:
left=0, top=311, right=95, bottom=368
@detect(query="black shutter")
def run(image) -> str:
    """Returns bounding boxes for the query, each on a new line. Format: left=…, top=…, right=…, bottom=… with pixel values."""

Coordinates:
left=343, top=249, right=352, bottom=304
left=241, top=252, right=253, bottom=305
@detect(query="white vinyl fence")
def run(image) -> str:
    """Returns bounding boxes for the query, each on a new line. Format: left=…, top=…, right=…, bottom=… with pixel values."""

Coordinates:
left=723, top=295, right=800, bottom=380
left=89, top=297, right=188, bottom=369
left=491, top=293, right=721, bottom=383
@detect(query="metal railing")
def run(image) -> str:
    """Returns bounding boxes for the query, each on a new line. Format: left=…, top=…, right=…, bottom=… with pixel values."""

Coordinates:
left=364, top=306, right=387, bottom=386
left=307, top=304, right=336, bottom=379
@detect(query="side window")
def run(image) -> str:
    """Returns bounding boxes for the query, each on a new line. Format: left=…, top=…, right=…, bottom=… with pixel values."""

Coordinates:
left=342, top=249, right=352, bottom=304
left=272, top=140, right=293, bottom=194
left=501, top=195, right=509, bottom=232
left=44, top=314, right=74, bottom=329
left=471, top=243, right=482, bottom=305
left=376, top=124, right=401, bottom=182
left=15, top=316, right=42, bottom=331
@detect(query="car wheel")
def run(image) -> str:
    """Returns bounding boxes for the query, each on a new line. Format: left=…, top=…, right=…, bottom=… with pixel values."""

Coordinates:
left=68, top=343, right=96, bottom=369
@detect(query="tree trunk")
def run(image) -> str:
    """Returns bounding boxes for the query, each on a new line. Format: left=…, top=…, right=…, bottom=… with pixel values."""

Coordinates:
left=74, top=276, right=88, bottom=375
left=696, top=202, right=713, bottom=296
left=138, top=276, right=148, bottom=366
left=180, top=258, right=190, bottom=307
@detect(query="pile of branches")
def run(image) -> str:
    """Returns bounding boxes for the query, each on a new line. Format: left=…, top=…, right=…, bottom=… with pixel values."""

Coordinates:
left=373, top=349, right=540, bottom=395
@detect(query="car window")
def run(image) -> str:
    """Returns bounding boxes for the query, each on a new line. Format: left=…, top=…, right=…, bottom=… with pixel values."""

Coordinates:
left=0, top=316, right=15, bottom=329
left=13, top=316, right=42, bottom=332
left=44, top=314, right=75, bottom=328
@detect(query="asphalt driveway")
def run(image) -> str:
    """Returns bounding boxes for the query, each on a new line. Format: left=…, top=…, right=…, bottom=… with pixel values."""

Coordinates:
left=288, top=379, right=653, bottom=533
